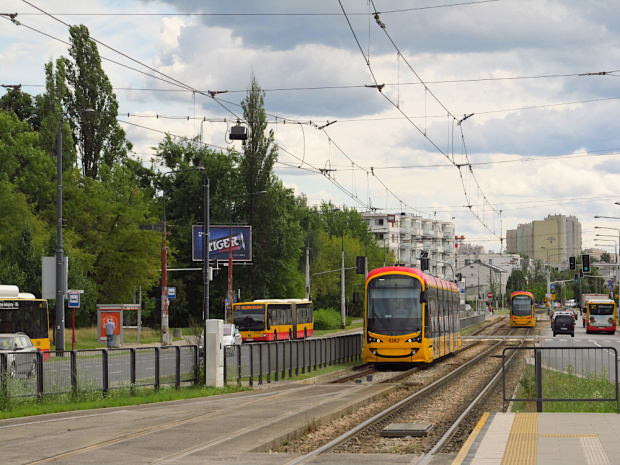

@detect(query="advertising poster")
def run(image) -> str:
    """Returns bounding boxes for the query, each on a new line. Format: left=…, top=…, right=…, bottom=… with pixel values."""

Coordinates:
left=99, top=311, right=121, bottom=343
left=192, top=225, right=252, bottom=262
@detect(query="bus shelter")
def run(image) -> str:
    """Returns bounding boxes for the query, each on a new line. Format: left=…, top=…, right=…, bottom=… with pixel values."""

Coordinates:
left=97, top=304, right=139, bottom=347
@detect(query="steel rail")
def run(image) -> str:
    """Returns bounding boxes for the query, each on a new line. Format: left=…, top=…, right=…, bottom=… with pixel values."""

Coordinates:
left=285, top=339, right=506, bottom=465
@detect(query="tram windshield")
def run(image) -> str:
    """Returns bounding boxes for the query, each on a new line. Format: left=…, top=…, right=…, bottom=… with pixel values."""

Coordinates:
left=512, top=295, right=533, bottom=316
left=367, top=275, right=422, bottom=335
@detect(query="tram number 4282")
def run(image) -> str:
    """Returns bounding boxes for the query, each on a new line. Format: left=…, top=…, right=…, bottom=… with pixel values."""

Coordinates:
left=388, top=338, right=399, bottom=343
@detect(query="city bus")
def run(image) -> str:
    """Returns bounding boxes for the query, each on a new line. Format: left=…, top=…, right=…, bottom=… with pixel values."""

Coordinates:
left=585, top=299, right=616, bottom=334
left=232, top=299, right=313, bottom=342
left=363, top=266, right=460, bottom=366
left=0, top=285, right=50, bottom=352
left=510, top=291, right=535, bottom=327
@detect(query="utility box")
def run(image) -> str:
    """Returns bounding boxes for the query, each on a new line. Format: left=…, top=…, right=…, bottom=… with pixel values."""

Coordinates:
left=204, top=319, right=224, bottom=387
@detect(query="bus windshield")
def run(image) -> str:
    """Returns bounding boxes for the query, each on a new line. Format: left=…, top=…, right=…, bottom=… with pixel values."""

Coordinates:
left=367, top=275, right=422, bottom=336
left=512, top=295, right=533, bottom=316
left=0, top=300, right=49, bottom=339
left=589, top=303, right=614, bottom=315
left=233, top=304, right=266, bottom=331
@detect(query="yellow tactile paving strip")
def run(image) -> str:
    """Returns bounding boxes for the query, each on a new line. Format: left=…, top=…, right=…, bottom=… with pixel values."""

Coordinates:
left=501, top=412, right=537, bottom=465
left=452, top=412, right=489, bottom=465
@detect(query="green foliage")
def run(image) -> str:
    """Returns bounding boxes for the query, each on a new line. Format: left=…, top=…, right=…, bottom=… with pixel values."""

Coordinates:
left=63, top=25, right=131, bottom=178
left=313, top=308, right=351, bottom=330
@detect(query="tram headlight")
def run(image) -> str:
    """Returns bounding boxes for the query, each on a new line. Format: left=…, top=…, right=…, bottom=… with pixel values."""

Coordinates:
left=367, top=337, right=383, bottom=343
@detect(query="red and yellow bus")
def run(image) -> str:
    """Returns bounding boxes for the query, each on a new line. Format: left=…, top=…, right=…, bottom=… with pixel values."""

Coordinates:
left=364, top=266, right=460, bottom=365
left=585, top=299, right=616, bottom=334
left=233, top=299, right=313, bottom=342
left=0, top=285, right=50, bottom=353
left=510, top=291, right=535, bottom=327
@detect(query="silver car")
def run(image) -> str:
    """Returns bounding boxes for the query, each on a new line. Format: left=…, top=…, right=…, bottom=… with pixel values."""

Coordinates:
left=0, top=333, right=38, bottom=378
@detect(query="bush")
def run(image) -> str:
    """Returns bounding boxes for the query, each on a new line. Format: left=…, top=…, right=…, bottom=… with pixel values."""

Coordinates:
left=314, top=308, right=351, bottom=330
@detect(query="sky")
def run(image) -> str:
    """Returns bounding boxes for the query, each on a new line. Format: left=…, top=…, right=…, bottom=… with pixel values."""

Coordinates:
left=2, top=0, right=620, bottom=255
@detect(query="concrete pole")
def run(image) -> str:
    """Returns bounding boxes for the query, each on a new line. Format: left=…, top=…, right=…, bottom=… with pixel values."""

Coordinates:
left=55, top=117, right=65, bottom=351
left=341, top=233, right=346, bottom=329
left=305, top=246, right=310, bottom=300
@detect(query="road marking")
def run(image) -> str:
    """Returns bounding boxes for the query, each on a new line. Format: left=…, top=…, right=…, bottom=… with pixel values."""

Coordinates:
left=0, top=410, right=131, bottom=429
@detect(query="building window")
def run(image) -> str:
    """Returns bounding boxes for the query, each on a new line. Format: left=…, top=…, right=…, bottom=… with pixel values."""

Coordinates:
left=375, top=219, right=384, bottom=226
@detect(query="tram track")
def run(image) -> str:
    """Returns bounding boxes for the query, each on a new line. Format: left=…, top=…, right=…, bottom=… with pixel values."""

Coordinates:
left=280, top=319, right=539, bottom=463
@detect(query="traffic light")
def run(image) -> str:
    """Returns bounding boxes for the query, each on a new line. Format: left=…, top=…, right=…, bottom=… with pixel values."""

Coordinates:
left=569, top=256, right=576, bottom=271
left=574, top=273, right=579, bottom=283
left=355, top=256, right=365, bottom=274
left=582, top=254, right=590, bottom=273
left=579, top=268, right=584, bottom=278
left=420, top=251, right=430, bottom=271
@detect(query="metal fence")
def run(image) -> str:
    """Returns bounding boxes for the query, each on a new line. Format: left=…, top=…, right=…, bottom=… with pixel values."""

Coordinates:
left=0, top=346, right=198, bottom=399
left=502, top=346, right=619, bottom=413
left=224, top=333, right=362, bottom=386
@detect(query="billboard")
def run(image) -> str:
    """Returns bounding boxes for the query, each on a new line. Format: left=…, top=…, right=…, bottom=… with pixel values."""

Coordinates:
left=192, top=225, right=252, bottom=262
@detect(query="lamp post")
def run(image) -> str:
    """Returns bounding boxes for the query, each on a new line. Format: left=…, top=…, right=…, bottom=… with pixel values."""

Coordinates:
left=55, top=108, right=96, bottom=351
left=226, top=191, right=266, bottom=323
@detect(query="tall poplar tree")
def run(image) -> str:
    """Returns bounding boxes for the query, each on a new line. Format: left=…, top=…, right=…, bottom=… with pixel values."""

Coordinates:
left=63, top=24, right=131, bottom=178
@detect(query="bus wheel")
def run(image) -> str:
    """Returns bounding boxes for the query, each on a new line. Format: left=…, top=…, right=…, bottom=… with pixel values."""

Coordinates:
left=304, top=328, right=307, bottom=339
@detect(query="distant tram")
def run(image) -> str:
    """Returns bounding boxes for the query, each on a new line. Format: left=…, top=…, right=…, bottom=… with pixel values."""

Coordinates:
left=363, top=266, right=460, bottom=366
left=510, top=291, right=535, bottom=327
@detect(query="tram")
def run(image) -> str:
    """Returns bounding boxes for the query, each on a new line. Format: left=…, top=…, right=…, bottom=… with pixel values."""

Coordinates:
left=510, top=291, right=535, bottom=327
left=363, top=266, right=460, bottom=365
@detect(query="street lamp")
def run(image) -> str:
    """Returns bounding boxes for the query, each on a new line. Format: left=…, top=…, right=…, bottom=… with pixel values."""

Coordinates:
left=226, top=190, right=266, bottom=323
left=55, top=108, right=96, bottom=351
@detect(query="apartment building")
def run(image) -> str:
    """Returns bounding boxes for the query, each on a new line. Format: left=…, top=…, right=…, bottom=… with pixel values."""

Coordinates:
left=506, top=214, right=582, bottom=270
left=362, top=212, right=456, bottom=279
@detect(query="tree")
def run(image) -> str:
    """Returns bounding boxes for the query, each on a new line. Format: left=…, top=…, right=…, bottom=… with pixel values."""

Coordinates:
left=62, top=164, right=161, bottom=311
left=37, top=59, right=77, bottom=172
left=600, top=252, right=612, bottom=263
left=0, top=110, right=57, bottom=214
left=238, top=76, right=303, bottom=298
left=0, top=87, right=40, bottom=130
left=63, top=24, right=132, bottom=178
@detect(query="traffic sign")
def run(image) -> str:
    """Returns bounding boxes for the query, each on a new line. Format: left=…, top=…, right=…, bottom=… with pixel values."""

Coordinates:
left=487, top=292, right=493, bottom=299
left=168, top=287, right=176, bottom=299
left=68, top=293, right=80, bottom=308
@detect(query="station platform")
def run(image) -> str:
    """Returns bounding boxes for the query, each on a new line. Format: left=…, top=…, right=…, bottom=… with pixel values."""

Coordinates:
left=453, top=412, right=620, bottom=465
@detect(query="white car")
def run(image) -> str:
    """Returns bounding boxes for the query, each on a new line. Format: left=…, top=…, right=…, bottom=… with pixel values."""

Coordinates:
left=199, top=324, right=242, bottom=355
left=222, top=324, right=242, bottom=352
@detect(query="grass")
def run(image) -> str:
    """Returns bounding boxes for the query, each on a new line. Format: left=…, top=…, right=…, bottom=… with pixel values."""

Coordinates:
left=0, top=383, right=249, bottom=420
left=58, top=320, right=362, bottom=351
left=511, top=364, right=619, bottom=413
left=55, top=326, right=170, bottom=351
left=6, top=322, right=363, bottom=419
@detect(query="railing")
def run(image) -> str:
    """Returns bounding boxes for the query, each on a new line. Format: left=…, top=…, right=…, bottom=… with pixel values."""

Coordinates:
left=0, top=346, right=198, bottom=399
left=502, top=346, right=619, bottom=413
left=224, top=333, right=362, bottom=386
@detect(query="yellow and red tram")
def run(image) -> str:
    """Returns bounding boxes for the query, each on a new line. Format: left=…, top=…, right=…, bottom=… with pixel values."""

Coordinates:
left=510, top=291, right=535, bottom=327
left=363, top=266, right=460, bottom=365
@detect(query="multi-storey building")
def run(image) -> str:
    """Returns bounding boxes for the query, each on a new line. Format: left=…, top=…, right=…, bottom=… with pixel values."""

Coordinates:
left=362, top=212, right=455, bottom=279
left=506, top=214, right=582, bottom=270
